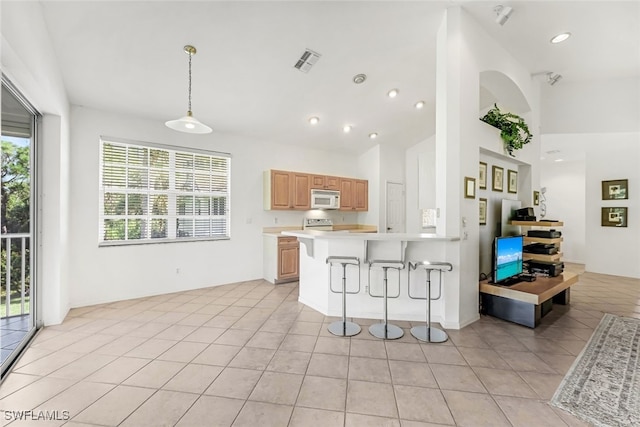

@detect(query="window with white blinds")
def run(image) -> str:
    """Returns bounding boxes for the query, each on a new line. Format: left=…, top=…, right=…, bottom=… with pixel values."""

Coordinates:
left=99, top=137, right=231, bottom=245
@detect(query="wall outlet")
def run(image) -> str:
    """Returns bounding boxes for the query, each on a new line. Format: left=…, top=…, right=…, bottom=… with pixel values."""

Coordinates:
left=176, top=267, right=180, bottom=274
left=274, top=217, right=278, bottom=224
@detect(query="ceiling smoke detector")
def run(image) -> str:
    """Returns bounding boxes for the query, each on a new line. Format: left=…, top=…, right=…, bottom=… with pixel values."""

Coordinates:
left=294, top=49, right=321, bottom=73
left=353, top=73, right=367, bottom=84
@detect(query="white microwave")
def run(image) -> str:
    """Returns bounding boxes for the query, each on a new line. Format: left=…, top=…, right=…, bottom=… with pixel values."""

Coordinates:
left=311, top=189, right=340, bottom=209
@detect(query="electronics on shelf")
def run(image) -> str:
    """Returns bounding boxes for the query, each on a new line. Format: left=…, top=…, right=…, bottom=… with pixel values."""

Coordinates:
left=514, top=207, right=537, bottom=222
left=526, top=260, right=564, bottom=277
left=527, top=229, right=562, bottom=238
left=523, top=243, right=559, bottom=255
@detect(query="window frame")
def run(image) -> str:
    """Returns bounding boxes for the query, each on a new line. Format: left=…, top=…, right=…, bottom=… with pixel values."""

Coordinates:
left=98, top=136, right=231, bottom=247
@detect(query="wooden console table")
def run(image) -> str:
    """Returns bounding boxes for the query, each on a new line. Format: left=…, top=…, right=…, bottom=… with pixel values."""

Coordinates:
left=479, top=271, right=579, bottom=328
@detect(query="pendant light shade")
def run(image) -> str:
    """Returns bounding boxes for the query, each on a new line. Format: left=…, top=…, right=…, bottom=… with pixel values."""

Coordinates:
left=165, top=45, right=212, bottom=134
left=165, top=111, right=212, bottom=134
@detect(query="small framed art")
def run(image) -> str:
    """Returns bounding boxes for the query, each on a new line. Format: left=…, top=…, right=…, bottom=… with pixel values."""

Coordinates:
left=479, top=198, right=487, bottom=225
left=464, top=177, right=476, bottom=199
left=479, top=162, right=487, bottom=190
left=602, top=179, right=628, bottom=200
left=601, top=207, right=628, bottom=227
left=507, top=169, right=518, bottom=194
left=492, top=166, right=503, bottom=192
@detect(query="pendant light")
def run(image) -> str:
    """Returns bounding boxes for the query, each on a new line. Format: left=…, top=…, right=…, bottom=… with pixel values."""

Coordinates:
left=165, top=45, right=212, bottom=134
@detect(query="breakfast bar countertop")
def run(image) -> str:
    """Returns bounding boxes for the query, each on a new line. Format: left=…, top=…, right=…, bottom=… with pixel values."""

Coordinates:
left=281, top=229, right=460, bottom=242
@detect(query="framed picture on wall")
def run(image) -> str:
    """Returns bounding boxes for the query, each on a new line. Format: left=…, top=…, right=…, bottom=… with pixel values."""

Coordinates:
left=533, top=190, right=540, bottom=206
left=507, top=170, right=518, bottom=194
left=492, top=166, right=503, bottom=192
left=464, top=177, right=476, bottom=199
left=601, top=207, right=628, bottom=227
left=479, top=198, right=487, bottom=225
left=602, top=179, right=628, bottom=200
left=479, top=162, right=487, bottom=189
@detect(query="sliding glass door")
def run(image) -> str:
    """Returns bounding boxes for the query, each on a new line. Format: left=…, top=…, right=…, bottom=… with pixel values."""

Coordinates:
left=1, top=78, right=39, bottom=379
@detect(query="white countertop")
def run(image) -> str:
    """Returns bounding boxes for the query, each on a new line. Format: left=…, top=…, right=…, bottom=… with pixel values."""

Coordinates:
left=282, top=230, right=459, bottom=242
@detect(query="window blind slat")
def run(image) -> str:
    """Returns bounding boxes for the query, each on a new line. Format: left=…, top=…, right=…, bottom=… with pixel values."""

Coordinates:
left=100, top=138, right=230, bottom=244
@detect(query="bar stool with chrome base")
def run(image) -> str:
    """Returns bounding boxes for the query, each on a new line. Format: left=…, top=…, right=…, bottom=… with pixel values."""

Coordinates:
left=326, top=256, right=361, bottom=337
left=368, top=260, right=405, bottom=340
left=408, top=261, right=453, bottom=343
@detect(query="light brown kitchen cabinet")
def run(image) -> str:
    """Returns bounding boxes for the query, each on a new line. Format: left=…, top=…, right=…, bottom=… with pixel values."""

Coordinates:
left=340, top=178, right=368, bottom=211
left=291, top=173, right=311, bottom=209
left=340, top=179, right=354, bottom=210
left=264, top=170, right=310, bottom=210
left=265, top=169, right=366, bottom=211
left=353, top=179, right=368, bottom=211
left=278, top=236, right=299, bottom=282
left=310, top=174, right=341, bottom=191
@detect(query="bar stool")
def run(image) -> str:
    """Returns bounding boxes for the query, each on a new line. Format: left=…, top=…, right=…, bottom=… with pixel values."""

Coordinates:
left=368, top=260, right=405, bottom=340
left=408, top=261, right=453, bottom=343
left=326, top=256, right=361, bottom=337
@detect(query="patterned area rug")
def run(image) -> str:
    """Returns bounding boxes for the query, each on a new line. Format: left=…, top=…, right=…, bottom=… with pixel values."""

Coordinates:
left=550, top=313, right=640, bottom=427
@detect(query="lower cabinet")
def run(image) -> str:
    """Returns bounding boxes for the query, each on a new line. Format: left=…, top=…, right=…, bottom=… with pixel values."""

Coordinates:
left=278, top=236, right=299, bottom=281
left=263, top=235, right=299, bottom=284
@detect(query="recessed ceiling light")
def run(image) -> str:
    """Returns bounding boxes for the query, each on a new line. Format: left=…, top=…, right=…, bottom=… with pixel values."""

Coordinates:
left=308, top=116, right=319, bottom=125
left=415, top=101, right=425, bottom=109
left=343, top=125, right=352, bottom=133
left=387, top=89, right=399, bottom=98
left=369, top=132, right=378, bottom=139
left=554, top=158, right=564, bottom=162
left=550, top=32, right=571, bottom=44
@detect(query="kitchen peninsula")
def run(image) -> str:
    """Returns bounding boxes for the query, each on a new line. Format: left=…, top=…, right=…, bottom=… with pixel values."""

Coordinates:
left=282, top=230, right=460, bottom=324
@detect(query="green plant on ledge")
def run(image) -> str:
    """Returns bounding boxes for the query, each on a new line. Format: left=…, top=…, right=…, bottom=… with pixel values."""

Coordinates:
left=480, top=104, right=533, bottom=157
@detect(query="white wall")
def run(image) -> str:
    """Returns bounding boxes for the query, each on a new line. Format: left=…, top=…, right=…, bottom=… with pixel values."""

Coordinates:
left=68, top=106, right=363, bottom=307
left=405, top=136, right=435, bottom=233
left=477, top=151, right=528, bottom=276
left=539, top=157, right=586, bottom=263
left=541, top=77, right=640, bottom=134
left=2, top=1, right=72, bottom=325
left=542, top=132, right=640, bottom=278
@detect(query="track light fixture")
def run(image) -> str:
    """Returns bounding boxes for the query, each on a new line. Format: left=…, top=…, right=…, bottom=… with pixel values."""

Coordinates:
left=546, top=72, right=563, bottom=86
left=494, top=5, right=513, bottom=26
left=532, top=71, right=563, bottom=86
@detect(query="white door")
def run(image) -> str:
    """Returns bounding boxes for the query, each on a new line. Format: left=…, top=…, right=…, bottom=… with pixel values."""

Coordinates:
left=386, top=181, right=405, bottom=233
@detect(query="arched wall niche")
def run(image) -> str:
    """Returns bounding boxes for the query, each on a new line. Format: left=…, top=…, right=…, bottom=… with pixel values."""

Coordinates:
left=479, top=70, right=531, bottom=115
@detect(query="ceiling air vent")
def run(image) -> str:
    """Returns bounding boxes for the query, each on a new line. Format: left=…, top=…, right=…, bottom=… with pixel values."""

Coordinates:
left=294, top=49, right=321, bottom=73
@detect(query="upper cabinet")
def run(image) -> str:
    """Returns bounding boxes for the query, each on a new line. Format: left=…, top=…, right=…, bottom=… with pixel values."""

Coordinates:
left=310, top=174, right=340, bottom=191
left=339, top=178, right=368, bottom=211
left=264, top=169, right=367, bottom=211
left=264, top=170, right=310, bottom=210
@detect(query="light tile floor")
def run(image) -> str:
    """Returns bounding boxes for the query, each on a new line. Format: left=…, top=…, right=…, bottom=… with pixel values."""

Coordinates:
left=1, top=265, right=639, bottom=426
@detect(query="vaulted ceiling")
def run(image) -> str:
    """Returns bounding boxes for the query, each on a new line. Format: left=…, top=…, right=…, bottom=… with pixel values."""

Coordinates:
left=37, top=1, right=640, bottom=153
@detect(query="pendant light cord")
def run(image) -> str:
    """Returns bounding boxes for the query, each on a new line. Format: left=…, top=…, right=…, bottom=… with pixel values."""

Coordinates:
left=187, top=51, right=192, bottom=114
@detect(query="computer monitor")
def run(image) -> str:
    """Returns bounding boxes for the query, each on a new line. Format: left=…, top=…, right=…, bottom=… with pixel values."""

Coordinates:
left=493, top=235, right=524, bottom=284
